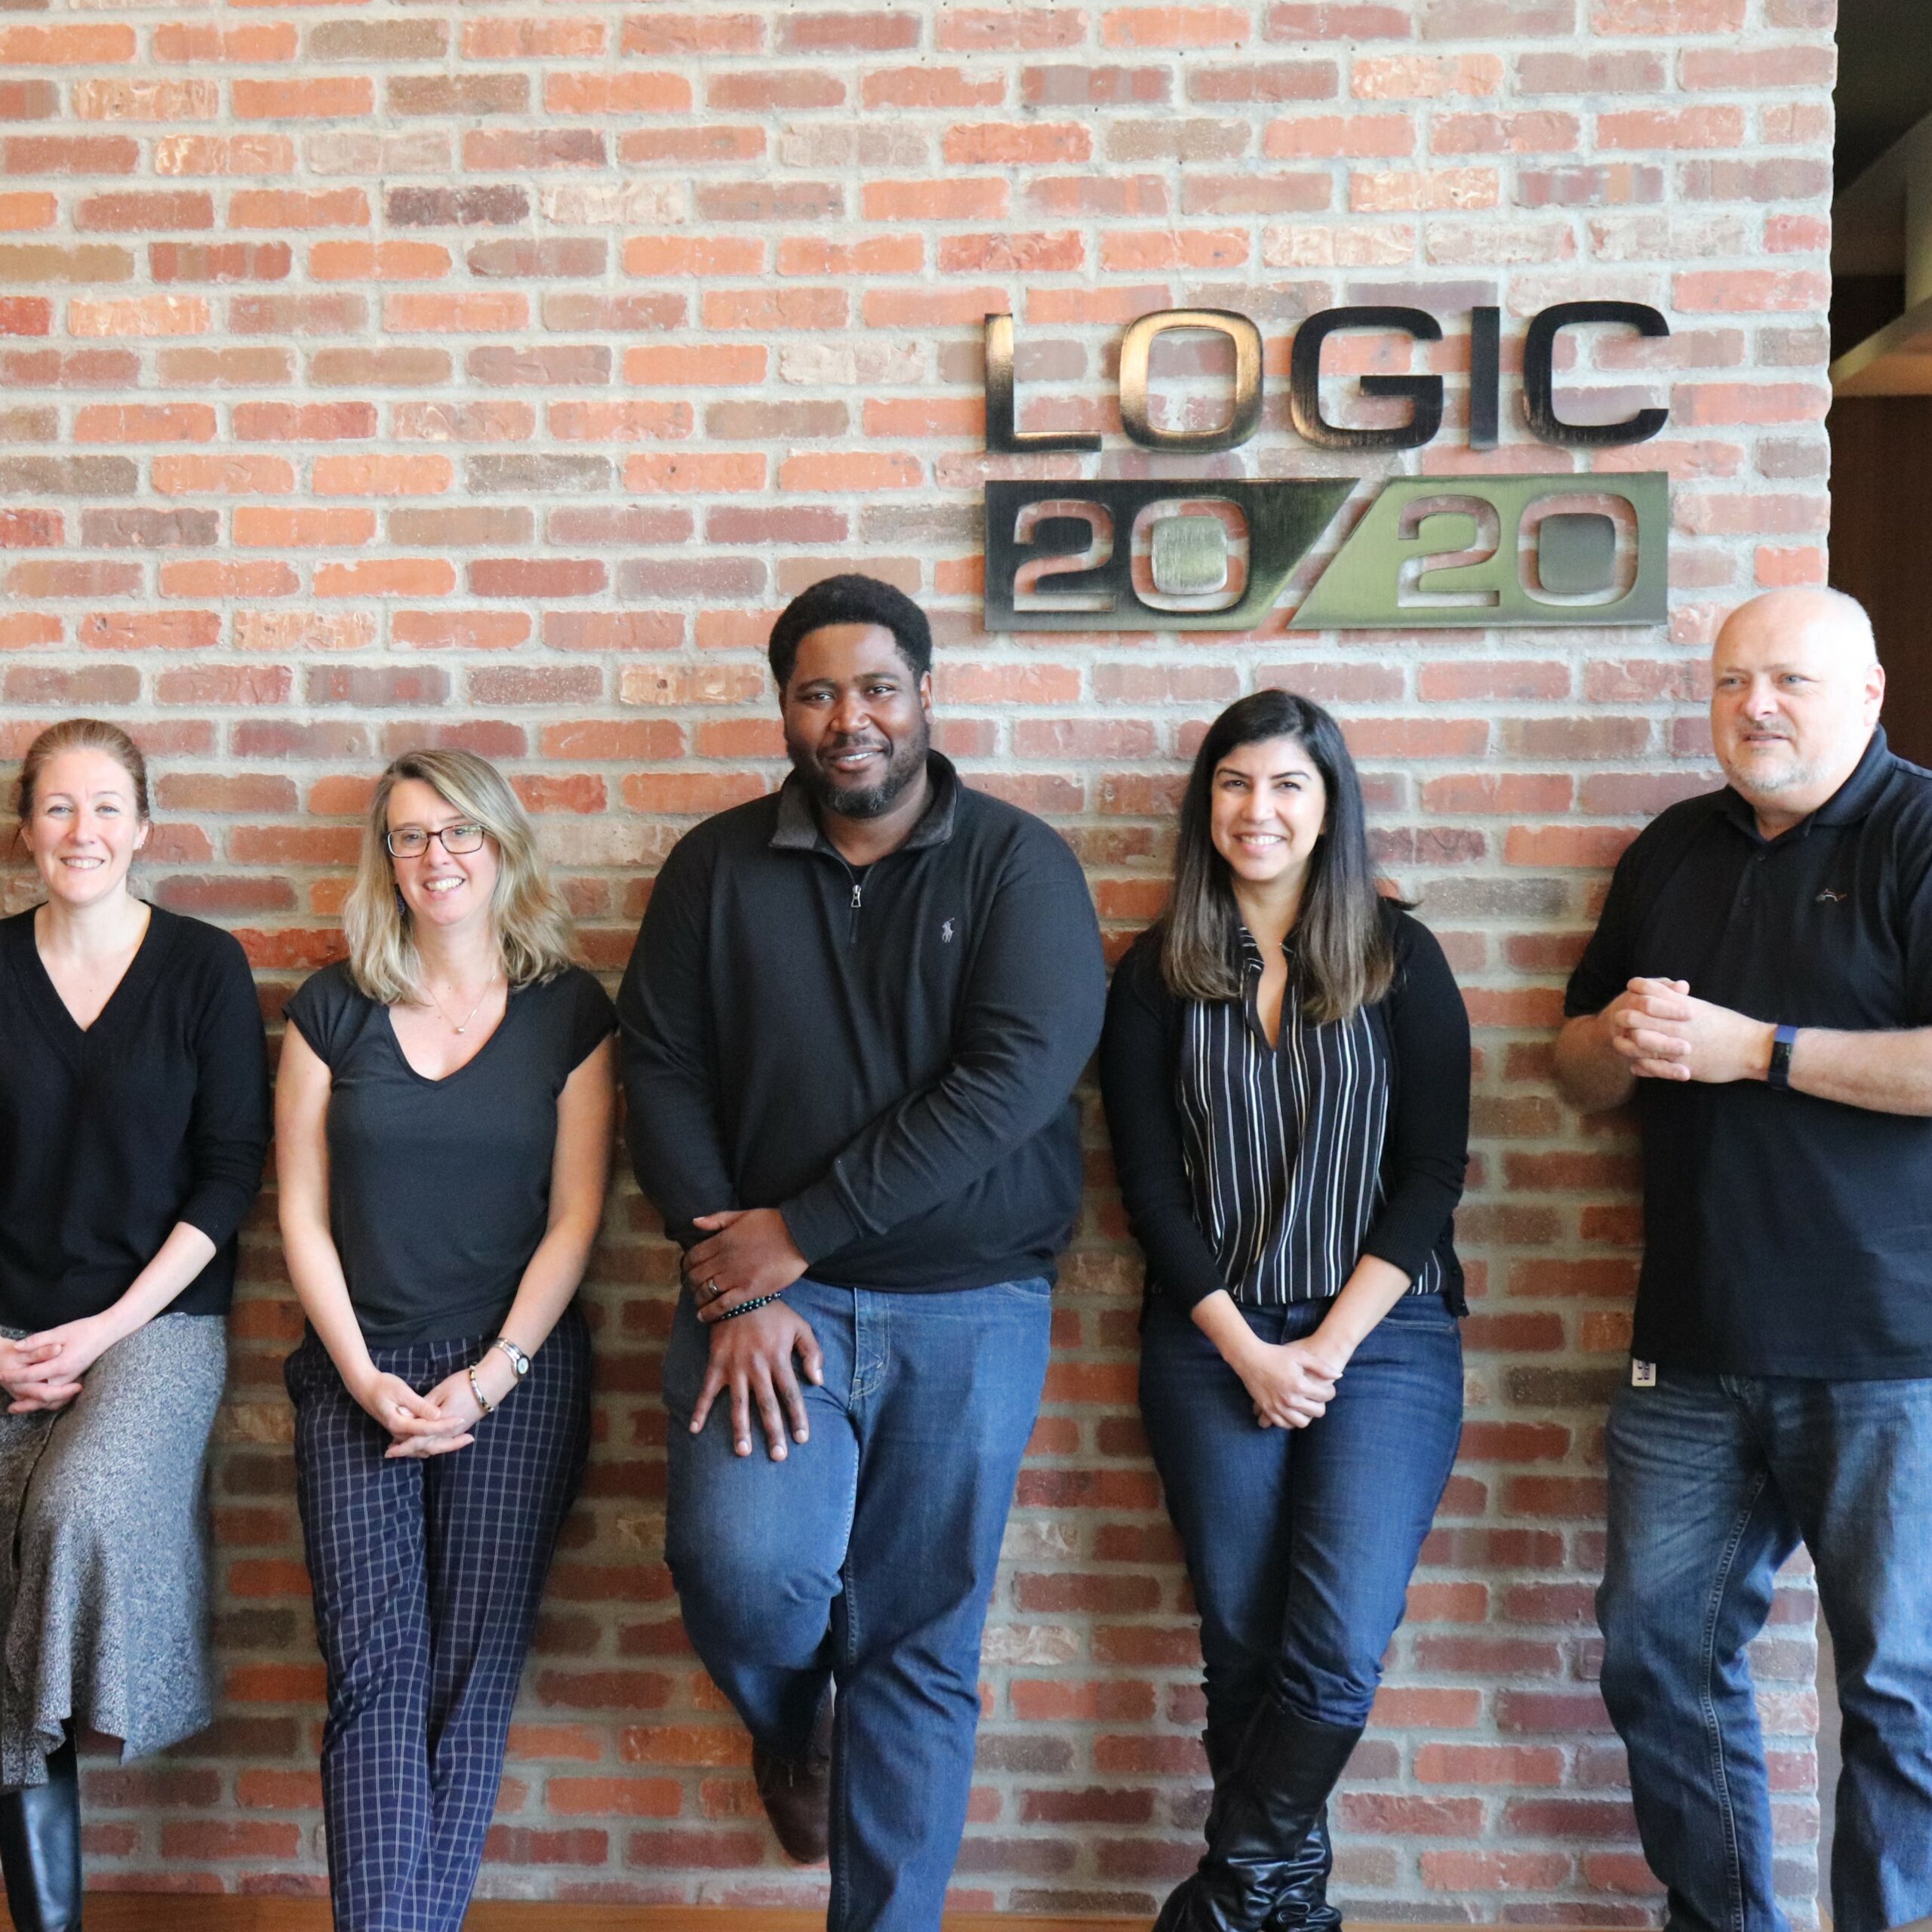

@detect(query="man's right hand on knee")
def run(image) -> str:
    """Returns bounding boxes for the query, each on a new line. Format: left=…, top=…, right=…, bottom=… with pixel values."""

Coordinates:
left=690, top=1301, right=824, bottom=1460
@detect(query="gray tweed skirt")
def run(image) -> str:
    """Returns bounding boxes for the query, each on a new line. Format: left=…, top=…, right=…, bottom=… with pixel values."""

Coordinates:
left=0, top=1313, right=226, bottom=1787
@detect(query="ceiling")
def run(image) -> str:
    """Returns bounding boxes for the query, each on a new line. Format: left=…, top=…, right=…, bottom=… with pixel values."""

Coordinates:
left=1837, top=0, right=1932, bottom=194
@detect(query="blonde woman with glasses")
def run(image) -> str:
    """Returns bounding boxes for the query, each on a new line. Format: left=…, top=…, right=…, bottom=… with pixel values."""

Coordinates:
left=275, top=749, right=616, bottom=1932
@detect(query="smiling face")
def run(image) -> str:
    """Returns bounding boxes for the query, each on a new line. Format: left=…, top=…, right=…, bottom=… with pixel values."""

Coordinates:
left=1208, top=735, right=1328, bottom=894
left=384, top=776, right=500, bottom=941
left=780, top=621, right=933, bottom=820
left=1710, top=589, right=1884, bottom=828
left=22, top=747, right=149, bottom=910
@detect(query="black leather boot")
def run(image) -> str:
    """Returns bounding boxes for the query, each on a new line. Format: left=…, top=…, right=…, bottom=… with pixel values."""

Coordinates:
left=1154, top=1707, right=1359, bottom=1932
left=0, top=1728, right=83, bottom=1932
left=1268, top=1807, right=1341, bottom=1932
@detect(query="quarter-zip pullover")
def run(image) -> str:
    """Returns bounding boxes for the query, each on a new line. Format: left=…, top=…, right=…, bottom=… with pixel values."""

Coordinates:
left=620, top=754, right=1107, bottom=1292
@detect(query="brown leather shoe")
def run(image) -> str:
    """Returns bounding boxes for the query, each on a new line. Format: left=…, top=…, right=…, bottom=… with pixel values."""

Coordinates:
left=751, top=1692, right=833, bottom=1864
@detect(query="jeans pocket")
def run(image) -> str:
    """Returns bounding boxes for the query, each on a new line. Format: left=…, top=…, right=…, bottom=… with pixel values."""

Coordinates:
left=991, top=1275, right=1052, bottom=1300
left=1380, top=1290, right=1457, bottom=1327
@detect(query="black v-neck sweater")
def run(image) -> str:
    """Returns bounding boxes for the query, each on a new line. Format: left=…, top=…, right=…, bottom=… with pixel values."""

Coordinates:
left=0, top=903, right=270, bottom=1328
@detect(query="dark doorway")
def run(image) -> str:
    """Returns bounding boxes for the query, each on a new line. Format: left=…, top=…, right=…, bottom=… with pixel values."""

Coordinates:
left=1828, top=396, right=1932, bottom=765
left=1832, top=5, right=1932, bottom=769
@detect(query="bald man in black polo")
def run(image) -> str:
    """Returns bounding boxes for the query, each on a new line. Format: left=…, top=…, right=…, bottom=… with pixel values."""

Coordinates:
left=1556, top=587, right=1932, bottom=1932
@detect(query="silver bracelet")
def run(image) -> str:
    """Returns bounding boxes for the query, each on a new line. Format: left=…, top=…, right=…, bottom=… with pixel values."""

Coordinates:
left=466, top=1365, right=494, bottom=1417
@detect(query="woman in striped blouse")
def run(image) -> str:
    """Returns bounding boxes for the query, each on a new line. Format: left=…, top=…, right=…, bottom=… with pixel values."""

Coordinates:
left=1100, top=690, right=1470, bottom=1932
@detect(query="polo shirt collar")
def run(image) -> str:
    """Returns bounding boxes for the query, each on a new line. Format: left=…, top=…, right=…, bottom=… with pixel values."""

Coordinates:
left=1717, top=727, right=1890, bottom=842
left=769, top=751, right=960, bottom=854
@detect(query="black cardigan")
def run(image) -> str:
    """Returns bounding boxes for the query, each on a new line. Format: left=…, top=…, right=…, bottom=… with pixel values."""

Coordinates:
left=1099, top=906, right=1470, bottom=1312
left=0, top=905, right=270, bottom=1329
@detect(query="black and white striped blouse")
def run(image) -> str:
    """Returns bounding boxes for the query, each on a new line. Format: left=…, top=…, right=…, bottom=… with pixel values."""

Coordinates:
left=1100, top=908, right=1470, bottom=1311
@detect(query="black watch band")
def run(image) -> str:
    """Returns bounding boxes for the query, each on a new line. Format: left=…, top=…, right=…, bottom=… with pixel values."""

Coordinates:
left=1767, top=1023, right=1798, bottom=1091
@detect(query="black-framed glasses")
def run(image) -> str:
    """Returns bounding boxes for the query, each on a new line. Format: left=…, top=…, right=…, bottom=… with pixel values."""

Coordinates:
left=385, top=821, right=485, bottom=860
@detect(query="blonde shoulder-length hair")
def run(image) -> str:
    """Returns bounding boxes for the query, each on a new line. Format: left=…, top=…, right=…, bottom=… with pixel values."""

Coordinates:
left=343, top=749, right=578, bottom=1004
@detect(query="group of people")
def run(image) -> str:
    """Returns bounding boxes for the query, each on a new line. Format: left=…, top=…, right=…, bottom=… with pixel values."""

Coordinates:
left=0, top=574, right=1923, bottom=1932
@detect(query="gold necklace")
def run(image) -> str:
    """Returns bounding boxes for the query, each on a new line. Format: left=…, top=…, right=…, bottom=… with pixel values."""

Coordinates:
left=426, top=976, right=500, bottom=1035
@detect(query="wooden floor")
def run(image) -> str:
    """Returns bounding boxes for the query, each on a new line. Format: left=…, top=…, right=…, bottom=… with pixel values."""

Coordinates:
left=0, top=1906, right=1657, bottom=1932
left=2, top=1905, right=1647, bottom=1932
left=0, top=1905, right=1672, bottom=1932
left=8, top=1905, right=1155, bottom=1932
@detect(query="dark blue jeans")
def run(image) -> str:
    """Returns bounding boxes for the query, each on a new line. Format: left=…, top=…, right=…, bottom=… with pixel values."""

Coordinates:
left=1139, top=1291, right=1463, bottom=1741
left=661, top=1275, right=1051, bottom=1932
left=1598, top=1369, right=1932, bottom=1932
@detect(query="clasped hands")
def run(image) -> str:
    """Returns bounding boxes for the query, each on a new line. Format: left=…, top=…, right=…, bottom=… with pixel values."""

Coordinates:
left=0, top=1312, right=119, bottom=1414
left=352, top=1346, right=520, bottom=1461
left=1603, top=977, right=1774, bottom=1087
left=1231, top=1332, right=1352, bottom=1432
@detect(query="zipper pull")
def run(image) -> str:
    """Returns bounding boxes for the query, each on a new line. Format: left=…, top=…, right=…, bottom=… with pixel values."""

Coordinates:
left=851, top=881, right=863, bottom=910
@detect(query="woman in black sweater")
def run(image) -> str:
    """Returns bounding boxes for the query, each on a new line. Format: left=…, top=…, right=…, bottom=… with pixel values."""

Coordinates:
left=0, top=718, right=269, bottom=1932
left=1100, top=691, right=1470, bottom=1932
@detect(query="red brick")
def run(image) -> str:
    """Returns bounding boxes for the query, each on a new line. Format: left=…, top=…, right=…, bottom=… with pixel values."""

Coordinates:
left=1103, top=6, right=1247, bottom=44
left=232, top=78, right=373, bottom=121
left=1673, top=269, right=1831, bottom=314
left=0, top=24, right=135, bottom=64
left=863, top=179, right=1013, bottom=219
left=462, top=16, right=606, bottom=58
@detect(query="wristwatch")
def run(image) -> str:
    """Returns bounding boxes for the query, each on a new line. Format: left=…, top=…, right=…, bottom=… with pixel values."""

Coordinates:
left=1767, top=1023, right=1798, bottom=1091
left=493, top=1337, right=532, bottom=1379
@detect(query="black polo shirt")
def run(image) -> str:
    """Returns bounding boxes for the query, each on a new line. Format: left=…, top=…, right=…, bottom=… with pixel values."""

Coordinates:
left=1565, top=728, right=1932, bottom=1379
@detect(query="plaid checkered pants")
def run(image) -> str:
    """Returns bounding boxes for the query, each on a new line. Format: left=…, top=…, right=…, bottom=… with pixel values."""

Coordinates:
left=287, top=1305, right=591, bottom=1932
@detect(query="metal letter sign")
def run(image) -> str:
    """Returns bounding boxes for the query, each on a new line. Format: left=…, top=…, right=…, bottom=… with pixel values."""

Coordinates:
left=982, top=306, right=1672, bottom=632
left=984, top=479, right=1355, bottom=634
left=984, top=475, right=1666, bottom=632
left=1289, top=472, right=1667, bottom=629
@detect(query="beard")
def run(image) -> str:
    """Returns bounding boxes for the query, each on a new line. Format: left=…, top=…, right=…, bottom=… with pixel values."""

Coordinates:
left=793, top=716, right=931, bottom=820
left=1719, top=735, right=1816, bottom=798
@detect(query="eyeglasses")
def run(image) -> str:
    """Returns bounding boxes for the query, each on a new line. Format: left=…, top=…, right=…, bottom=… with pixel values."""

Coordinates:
left=385, top=821, right=485, bottom=860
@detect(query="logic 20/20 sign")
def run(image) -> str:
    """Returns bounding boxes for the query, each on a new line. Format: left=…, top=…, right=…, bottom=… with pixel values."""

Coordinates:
left=980, top=304, right=1670, bottom=633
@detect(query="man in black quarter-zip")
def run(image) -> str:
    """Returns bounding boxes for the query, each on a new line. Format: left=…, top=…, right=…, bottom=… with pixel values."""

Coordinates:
left=619, top=574, right=1106, bottom=1932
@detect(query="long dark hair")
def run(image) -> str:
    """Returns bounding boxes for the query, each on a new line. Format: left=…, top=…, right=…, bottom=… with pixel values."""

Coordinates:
left=1156, top=689, right=1394, bottom=1023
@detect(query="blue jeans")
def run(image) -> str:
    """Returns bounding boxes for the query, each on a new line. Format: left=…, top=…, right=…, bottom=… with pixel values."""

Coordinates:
left=661, top=1275, right=1052, bottom=1932
left=1138, top=1292, right=1463, bottom=1740
left=1598, top=1370, right=1932, bottom=1932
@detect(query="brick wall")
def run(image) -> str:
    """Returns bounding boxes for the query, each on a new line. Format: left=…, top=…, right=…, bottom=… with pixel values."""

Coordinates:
left=0, top=0, right=1835, bottom=1915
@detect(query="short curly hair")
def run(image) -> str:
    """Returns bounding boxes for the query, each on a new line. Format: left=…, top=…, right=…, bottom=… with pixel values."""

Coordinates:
left=767, top=574, right=934, bottom=691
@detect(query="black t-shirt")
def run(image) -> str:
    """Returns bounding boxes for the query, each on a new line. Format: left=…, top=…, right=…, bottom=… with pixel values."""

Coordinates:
left=1564, top=728, right=1932, bottom=1379
left=0, top=904, right=269, bottom=1328
left=285, top=961, right=615, bottom=1346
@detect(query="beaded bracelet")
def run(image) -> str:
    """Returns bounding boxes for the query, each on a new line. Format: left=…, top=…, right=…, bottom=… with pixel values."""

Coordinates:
left=466, top=1365, right=494, bottom=1416
left=712, top=1291, right=784, bottom=1322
